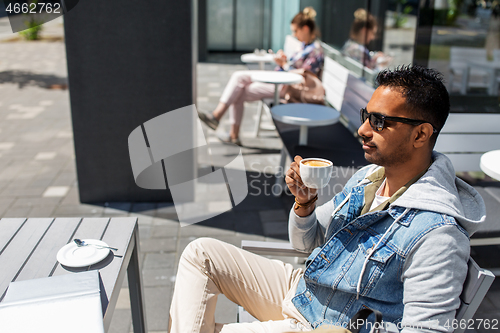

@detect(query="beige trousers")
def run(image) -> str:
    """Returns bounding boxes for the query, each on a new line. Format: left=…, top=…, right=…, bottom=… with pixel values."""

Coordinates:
left=219, top=70, right=284, bottom=126
left=169, top=237, right=310, bottom=333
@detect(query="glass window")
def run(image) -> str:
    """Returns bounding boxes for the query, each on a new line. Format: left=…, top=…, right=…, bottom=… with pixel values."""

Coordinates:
left=207, top=0, right=272, bottom=52
left=311, top=0, right=418, bottom=84
left=207, top=0, right=234, bottom=51
left=422, top=0, right=500, bottom=113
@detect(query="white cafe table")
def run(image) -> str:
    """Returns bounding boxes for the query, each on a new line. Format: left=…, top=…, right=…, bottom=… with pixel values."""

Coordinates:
left=241, top=53, right=275, bottom=70
left=460, top=59, right=500, bottom=95
left=271, top=103, right=341, bottom=145
left=251, top=71, right=303, bottom=106
left=0, top=217, right=146, bottom=333
left=480, top=150, right=500, bottom=180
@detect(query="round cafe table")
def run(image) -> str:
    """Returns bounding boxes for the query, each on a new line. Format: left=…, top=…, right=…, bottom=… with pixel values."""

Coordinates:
left=240, top=53, right=275, bottom=70
left=480, top=150, right=500, bottom=180
left=271, top=103, right=341, bottom=145
left=250, top=71, right=303, bottom=106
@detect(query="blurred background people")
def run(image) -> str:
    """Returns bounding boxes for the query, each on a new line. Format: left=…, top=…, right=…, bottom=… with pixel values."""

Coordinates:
left=341, top=8, right=391, bottom=70
left=198, top=7, right=324, bottom=145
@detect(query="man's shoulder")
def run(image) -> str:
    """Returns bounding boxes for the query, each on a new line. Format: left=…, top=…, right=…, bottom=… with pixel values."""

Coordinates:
left=347, top=164, right=380, bottom=184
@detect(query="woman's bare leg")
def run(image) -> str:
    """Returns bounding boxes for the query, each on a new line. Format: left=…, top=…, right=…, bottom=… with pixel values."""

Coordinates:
left=212, top=102, right=229, bottom=121
left=229, top=124, right=240, bottom=140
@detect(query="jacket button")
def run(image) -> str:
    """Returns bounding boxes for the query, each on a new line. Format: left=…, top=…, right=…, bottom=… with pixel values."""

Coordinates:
left=305, top=291, right=311, bottom=299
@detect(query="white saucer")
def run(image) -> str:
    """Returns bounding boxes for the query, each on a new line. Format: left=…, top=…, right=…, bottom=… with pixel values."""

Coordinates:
left=57, top=239, right=110, bottom=267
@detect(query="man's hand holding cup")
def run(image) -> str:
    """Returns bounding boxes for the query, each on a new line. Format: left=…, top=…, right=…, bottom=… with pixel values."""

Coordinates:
left=286, top=155, right=333, bottom=216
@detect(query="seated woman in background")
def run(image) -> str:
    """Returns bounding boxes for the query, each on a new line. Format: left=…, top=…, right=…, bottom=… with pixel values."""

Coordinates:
left=198, top=7, right=324, bottom=146
left=341, top=8, right=391, bottom=70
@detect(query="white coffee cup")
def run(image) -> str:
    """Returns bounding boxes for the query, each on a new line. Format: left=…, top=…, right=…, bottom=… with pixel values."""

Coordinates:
left=300, top=158, right=333, bottom=189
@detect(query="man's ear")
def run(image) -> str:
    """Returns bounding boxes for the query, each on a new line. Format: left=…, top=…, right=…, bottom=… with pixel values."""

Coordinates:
left=413, top=123, right=434, bottom=148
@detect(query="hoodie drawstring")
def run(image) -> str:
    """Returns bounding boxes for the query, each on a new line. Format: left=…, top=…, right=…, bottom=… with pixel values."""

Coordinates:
left=356, top=207, right=410, bottom=299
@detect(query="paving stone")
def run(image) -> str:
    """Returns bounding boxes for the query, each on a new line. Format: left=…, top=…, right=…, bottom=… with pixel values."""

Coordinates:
left=143, top=253, right=177, bottom=269
left=136, top=214, right=154, bottom=226
left=42, top=186, right=70, bottom=197
left=151, top=224, right=179, bottom=238
left=144, top=287, right=171, bottom=331
left=2, top=205, right=32, bottom=217
left=27, top=205, right=57, bottom=217
left=12, top=197, right=61, bottom=207
left=52, top=204, right=104, bottom=217
left=108, top=308, right=132, bottom=333
left=58, top=187, right=81, bottom=205
left=179, top=223, right=236, bottom=237
left=139, top=225, right=152, bottom=239
left=142, top=268, right=176, bottom=287
left=0, top=186, right=47, bottom=197
left=140, top=237, right=178, bottom=253
left=50, top=172, right=76, bottom=186
left=28, top=177, right=57, bottom=188
left=215, top=294, right=238, bottom=324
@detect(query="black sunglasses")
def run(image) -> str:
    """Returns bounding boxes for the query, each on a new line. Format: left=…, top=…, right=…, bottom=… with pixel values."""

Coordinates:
left=360, top=108, right=437, bottom=133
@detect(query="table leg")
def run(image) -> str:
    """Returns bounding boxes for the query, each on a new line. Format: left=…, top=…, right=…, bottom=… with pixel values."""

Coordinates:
left=299, top=125, right=308, bottom=146
left=274, top=83, right=279, bottom=106
left=253, top=100, right=264, bottom=137
left=127, top=228, right=148, bottom=333
left=460, top=65, right=470, bottom=95
left=259, top=61, right=265, bottom=70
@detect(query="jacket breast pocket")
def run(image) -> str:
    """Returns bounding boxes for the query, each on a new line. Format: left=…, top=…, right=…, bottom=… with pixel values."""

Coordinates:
left=341, top=234, right=396, bottom=295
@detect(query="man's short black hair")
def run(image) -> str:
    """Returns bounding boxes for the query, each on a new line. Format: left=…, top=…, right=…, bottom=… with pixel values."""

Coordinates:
left=376, top=65, right=450, bottom=145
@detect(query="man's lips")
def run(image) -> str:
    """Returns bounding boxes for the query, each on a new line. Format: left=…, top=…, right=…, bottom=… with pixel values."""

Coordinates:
left=362, top=142, right=376, bottom=150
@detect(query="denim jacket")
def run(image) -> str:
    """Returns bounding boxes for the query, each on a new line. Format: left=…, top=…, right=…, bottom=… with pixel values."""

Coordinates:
left=289, top=152, right=486, bottom=332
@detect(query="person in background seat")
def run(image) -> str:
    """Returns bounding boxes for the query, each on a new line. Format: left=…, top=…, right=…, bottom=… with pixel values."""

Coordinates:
left=341, top=8, right=391, bottom=70
left=198, top=7, right=323, bottom=146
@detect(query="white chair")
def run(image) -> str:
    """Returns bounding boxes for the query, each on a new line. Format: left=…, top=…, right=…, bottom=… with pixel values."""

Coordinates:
left=449, top=47, right=489, bottom=93
left=239, top=240, right=495, bottom=332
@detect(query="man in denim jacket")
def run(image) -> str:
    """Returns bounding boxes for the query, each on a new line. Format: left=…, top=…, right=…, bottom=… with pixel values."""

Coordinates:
left=169, top=65, right=485, bottom=333
left=286, top=65, right=485, bottom=332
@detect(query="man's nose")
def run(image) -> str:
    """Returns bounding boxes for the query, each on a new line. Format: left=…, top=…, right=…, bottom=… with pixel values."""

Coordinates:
left=358, top=118, right=373, bottom=138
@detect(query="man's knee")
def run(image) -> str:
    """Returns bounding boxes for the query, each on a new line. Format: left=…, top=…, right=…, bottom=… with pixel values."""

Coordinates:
left=180, top=237, right=221, bottom=263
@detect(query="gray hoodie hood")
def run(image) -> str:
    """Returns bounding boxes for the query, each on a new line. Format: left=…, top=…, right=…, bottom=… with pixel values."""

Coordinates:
left=374, top=151, right=486, bottom=236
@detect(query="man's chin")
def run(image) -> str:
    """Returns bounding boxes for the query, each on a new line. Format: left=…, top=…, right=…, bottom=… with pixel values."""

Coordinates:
left=364, top=152, right=377, bottom=165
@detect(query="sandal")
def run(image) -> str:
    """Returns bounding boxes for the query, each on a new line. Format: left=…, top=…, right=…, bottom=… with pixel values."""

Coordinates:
left=197, top=111, right=219, bottom=130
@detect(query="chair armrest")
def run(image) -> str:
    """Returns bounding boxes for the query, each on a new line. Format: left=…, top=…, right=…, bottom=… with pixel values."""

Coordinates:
left=241, top=240, right=310, bottom=257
